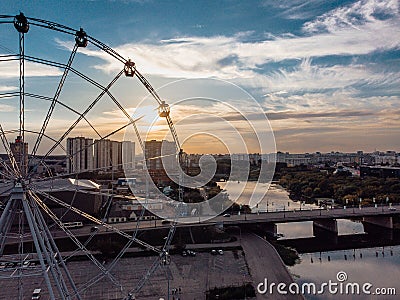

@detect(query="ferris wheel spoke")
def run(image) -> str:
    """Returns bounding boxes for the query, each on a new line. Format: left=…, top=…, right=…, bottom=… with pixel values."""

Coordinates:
left=0, top=91, right=19, bottom=99
left=0, top=159, right=16, bottom=180
left=25, top=69, right=124, bottom=176
left=0, top=54, right=18, bottom=62
left=31, top=115, right=142, bottom=178
left=83, top=201, right=152, bottom=290
left=0, top=124, right=20, bottom=177
left=17, top=28, right=27, bottom=179
left=30, top=44, right=78, bottom=163
left=29, top=187, right=162, bottom=254
left=25, top=92, right=102, bottom=138
left=31, top=160, right=142, bottom=186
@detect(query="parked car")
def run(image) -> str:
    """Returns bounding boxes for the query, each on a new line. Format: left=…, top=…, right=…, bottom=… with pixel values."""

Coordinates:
left=32, top=288, right=41, bottom=300
left=223, top=213, right=230, bottom=217
left=218, top=249, right=224, bottom=255
left=162, top=220, right=170, bottom=225
left=211, top=249, right=218, bottom=255
left=186, top=250, right=196, bottom=256
left=90, top=226, right=99, bottom=232
left=181, top=250, right=188, bottom=257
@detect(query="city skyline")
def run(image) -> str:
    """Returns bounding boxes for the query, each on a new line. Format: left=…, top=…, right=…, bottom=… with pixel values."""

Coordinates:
left=0, top=0, right=399, bottom=154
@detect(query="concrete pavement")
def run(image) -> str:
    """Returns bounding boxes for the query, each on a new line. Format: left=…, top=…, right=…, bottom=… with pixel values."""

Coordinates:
left=240, top=232, right=303, bottom=300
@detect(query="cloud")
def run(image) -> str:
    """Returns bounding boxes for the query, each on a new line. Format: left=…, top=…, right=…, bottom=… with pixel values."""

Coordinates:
left=0, top=104, right=15, bottom=112
left=0, top=57, right=63, bottom=78
left=263, top=90, right=400, bottom=113
left=302, top=0, right=399, bottom=33
left=258, top=58, right=400, bottom=93
left=262, top=0, right=330, bottom=20
left=57, top=2, right=399, bottom=95
left=0, top=85, right=17, bottom=92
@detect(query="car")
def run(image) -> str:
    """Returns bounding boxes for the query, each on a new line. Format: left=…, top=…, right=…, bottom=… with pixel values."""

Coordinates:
left=162, top=220, right=170, bottom=225
left=90, top=226, right=99, bottom=232
left=223, top=213, right=230, bottom=217
left=187, top=250, right=196, bottom=257
left=389, top=207, right=397, bottom=211
left=181, top=250, right=187, bottom=257
left=32, top=288, right=41, bottom=300
left=211, top=249, right=218, bottom=255
left=218, top=249, right=224, bottom=255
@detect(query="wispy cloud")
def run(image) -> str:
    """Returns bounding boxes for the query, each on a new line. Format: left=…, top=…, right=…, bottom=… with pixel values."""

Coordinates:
left=0, top=57, right=63, bottom=79
left=0, top=85, right=17, bottom=92
left=0, top=104, right=15, bottom=112
left=302, top=0, right=399, bottom=33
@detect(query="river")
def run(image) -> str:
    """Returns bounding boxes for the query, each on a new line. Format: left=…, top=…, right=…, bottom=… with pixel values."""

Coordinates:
left=218, top=181, right=319, bottom=212
left=220, top=181, right=400, bottom=299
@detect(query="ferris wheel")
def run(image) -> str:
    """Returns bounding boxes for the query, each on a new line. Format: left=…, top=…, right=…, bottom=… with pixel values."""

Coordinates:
left=0, top=12, right=182, bottom=299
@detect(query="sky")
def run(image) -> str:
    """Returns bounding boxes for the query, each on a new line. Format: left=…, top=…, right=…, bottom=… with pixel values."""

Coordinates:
left=0, top=0, right=399, bottom=155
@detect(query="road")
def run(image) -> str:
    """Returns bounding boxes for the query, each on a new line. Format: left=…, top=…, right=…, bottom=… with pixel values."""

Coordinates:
left=240, top=232, right=303, bottom=300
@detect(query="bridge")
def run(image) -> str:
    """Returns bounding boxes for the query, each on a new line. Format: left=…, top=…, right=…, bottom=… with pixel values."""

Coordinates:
left=55, top=204, right=400, bottom=240
left=3, top=204, right=400, bottom=252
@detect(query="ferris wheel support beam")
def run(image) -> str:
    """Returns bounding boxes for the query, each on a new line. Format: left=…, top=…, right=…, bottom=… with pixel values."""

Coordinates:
left=29, top=192, right=83, bottom=299
left=29, top=190, right=123, bottom=292
left=20, top=191, right=58, bottom=300
left=0, top=198, right=17, bottom=256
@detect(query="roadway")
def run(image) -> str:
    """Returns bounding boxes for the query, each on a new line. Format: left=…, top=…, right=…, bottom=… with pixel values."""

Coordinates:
left=239, top=232, right=303, bottom=300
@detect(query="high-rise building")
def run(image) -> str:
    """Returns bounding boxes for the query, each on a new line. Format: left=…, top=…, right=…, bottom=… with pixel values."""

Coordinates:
left=145, top=140, right=162, bottom=170
left=144, top=140, right=177, bottom=171
left=122, top=141, right=135, bottom=171
left=66, top=137, right=93, bottom=173
left=94, top=139, right=122, bottom=171
left=10, top=136, right=28, bottom=175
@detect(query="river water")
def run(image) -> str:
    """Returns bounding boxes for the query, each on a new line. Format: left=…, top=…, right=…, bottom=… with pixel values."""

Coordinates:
left=218, top=181, right=319, bottom=212
left=220, top=181, right=400, bottom=299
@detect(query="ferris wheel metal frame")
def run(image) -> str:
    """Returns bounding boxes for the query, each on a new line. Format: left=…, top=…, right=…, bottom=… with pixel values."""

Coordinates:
left=0, top=12, right=182, bottom=300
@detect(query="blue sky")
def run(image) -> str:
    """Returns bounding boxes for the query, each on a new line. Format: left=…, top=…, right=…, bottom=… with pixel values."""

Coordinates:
left=0, top=0, right=399, bottom=154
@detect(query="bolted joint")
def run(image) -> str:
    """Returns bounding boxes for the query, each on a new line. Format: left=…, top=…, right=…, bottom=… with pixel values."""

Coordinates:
left=14, top=12, right=29, bottom=33
left=124, top=59, right=136, bottom=77
left=160, top=250, right=170, bottom=265
left=75, top=28, right=88, bottom=47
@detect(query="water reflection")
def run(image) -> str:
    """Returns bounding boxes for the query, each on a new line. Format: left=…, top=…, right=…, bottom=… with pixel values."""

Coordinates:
left=219, top=181, right=319, bottom=212
left=289, top=246, right=400, bottom=299
left=277, top=219, right=365, bottom=240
